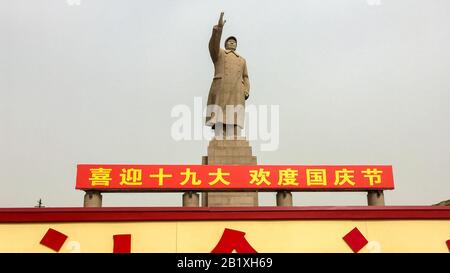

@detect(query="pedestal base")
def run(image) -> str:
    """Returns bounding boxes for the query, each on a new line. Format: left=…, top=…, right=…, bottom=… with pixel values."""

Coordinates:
left=202, top=138, right=258, bottom=207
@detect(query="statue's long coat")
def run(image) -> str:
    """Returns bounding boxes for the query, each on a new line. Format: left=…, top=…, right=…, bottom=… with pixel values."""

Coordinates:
left=205, top=26, right=250, bottom=129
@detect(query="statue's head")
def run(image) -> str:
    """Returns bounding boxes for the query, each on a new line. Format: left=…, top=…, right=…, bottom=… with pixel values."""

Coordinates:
left=225, top=36, right=237, bottom=51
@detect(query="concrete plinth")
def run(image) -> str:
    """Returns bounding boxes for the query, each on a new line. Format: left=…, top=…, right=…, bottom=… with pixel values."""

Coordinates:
left=182, top=191, right=200, bottom=207
left=83, top=191, right=102, bottom=207
left=203, top=191, right=258, bottom=207
left=201, top=137, right=258, bottom=207
left=276, top=191, right=293, bottom=206
left=367, top=190, right=385, bottom=206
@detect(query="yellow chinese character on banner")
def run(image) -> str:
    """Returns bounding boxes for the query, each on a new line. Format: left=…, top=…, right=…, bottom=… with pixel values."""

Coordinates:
left=89, top=168, right=112, bottom=186
left=306, top=169, right=327, bottom=186
left=149, top=168, right=173, bottom=186
left=249, top=169, right=271, bottom=186
left=119, top=168, right=143, bottom=186
left=278, top=168, right=299, bottom=186
left=208, top=168, right=231, bottom=186
left=180, top=168, right=202, bottom=186
left=362, top=168, right=383, bottom=186
left=334, top=168, right=355, bottom=186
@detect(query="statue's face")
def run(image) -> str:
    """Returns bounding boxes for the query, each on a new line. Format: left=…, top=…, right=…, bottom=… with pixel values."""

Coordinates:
left=225, top=39, right=237, bottom=51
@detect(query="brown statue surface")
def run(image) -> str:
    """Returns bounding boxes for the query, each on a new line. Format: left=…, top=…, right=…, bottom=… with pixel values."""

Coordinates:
left=205, top=12, right=250, bottom=137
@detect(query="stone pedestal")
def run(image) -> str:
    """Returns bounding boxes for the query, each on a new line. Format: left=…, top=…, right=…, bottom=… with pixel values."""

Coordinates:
left=367, top=190, right=385, bottom=206
left=202, top=137, right=258, bottom=207
left=83, top=191, right=102, bottom=207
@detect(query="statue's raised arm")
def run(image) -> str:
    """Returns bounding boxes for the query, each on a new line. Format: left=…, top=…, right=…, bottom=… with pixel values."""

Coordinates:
left=209, top=12, right=226, bottom=62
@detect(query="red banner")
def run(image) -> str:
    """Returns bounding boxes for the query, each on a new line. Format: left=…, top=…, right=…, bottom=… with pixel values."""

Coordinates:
left=76, top=165, right=394, bottom=191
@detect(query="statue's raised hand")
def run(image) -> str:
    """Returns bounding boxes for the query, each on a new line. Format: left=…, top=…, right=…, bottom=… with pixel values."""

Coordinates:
left=218, top=12, right=226, bottom=28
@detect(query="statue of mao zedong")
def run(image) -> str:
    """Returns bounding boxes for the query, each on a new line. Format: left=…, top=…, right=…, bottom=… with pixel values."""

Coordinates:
left=205, top=12, right=250, bottom=138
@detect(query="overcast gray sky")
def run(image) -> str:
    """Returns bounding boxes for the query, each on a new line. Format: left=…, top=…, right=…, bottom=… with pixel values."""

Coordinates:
left=1, top=0, right=449, bottom=207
